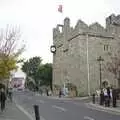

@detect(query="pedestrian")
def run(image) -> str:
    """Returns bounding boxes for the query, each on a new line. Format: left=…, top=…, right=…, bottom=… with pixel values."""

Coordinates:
left=48, top=90, right=52, bottom=96
left=0, top=88, right=6, bottom=111
left=103, top=88, right=108, bottom=107
left=110, top=87, right=112, bottom=99
left=59, top=89, right=62, bottom=98
left=100, top=89, right=104, bottom=105
left=8, top=88, right=13, bottom=102
left=46, top=89, right=49, bottom=96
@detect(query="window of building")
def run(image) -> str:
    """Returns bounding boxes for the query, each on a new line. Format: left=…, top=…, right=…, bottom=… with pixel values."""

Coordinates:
left=104, top=44, right=109, bottom=51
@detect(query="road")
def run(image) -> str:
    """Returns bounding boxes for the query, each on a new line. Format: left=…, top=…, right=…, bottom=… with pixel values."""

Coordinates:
left=14, top=91, right=120, bottom=120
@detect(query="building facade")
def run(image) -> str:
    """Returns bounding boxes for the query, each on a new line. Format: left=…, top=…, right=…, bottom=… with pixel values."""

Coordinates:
left=11, top=77, right=25, bottom=89
left=52, top=14, right=120, bottom=96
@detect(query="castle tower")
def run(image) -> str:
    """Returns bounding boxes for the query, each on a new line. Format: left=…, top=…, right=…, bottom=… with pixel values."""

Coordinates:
left=52, top=14, right=120, bottom=96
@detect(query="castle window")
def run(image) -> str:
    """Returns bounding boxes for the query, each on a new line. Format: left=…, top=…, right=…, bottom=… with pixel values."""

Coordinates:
left=104, top=45, right=109, bottom=51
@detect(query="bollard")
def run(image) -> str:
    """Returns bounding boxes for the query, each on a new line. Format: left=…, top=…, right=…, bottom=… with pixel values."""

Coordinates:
left=100, top=90, right=104, bottom=105
left=92, top=93, right=95, bottom=104
left=113, top=98, right=117, bottom=107
left=100, top=93, right=102, bottom=105
left=107, top=97, right=110, bottom=107
left=34, top=105, right=40, bottom=120
left=104, top=96, right=108, bottom=107
left=107, top=87, right=110, bottom=107
left=112, top=89, right=117, bottom=107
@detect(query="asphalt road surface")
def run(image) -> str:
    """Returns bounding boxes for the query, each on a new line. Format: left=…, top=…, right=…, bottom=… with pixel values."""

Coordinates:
left=14, top=90, right=120, bottom=120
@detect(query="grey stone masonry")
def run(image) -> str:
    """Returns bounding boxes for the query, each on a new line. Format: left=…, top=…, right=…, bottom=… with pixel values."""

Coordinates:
left=52, top=14, right=120, bottom=96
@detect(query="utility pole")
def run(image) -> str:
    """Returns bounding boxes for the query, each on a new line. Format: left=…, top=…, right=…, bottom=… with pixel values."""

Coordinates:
left=86, top=34, right=90, bottom=96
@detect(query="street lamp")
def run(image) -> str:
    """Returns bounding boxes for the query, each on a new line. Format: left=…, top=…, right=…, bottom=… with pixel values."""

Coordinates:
left=97, top=56, right=104, bottom=89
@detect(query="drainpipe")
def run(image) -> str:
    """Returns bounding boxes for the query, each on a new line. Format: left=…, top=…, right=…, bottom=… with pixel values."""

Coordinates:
left=86, top=34, right=90, bottom=96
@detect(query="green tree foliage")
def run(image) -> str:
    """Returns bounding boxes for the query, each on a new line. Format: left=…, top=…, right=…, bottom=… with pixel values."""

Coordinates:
left=38, top=63, right=52, bottom=89
left=22, top=56, right=42, bottom=88
left=21, top=57, right=52, bottom=89
left=22, top=56, right=42, bottom=76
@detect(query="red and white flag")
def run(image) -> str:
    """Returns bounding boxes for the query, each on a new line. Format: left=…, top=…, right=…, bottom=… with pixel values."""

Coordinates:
left=58, top=5, right=63, bottom=13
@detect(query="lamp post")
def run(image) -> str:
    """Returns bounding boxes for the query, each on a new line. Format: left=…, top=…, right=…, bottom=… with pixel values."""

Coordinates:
left=97, top=56, right=104, bottom=89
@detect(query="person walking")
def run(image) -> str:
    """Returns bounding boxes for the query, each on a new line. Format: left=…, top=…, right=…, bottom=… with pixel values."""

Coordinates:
left=103, top=88, right=108, bottom=107
left=0, top=88, right=6, bottom=111
left=8, top=88, right=13, bottom=102
left=59, top=89, right=62, bottom=98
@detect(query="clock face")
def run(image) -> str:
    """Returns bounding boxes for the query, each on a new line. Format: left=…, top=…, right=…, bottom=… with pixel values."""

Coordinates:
left=51, top=47, right=56, bottom=51
left=51, top=46, right=56, bottom=53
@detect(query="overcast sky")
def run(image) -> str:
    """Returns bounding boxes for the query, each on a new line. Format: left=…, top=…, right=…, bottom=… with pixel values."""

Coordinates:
left=0, top=0, right=120, bottom=76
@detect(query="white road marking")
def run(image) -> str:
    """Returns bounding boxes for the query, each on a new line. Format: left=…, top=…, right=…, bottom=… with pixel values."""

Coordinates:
left=15, top=103, right=34, bottom=120
left=52, top=105, right=67, bottom=112
left=84, top=116, right=95, bottom=120
left=14, top=100, right=46, bottom=120
left=37, top=100, right=45, bottom=104
left=86, top=104, right=120, bottom=115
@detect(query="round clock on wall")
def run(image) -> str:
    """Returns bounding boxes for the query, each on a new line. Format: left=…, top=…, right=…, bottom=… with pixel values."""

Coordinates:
left=50, top=45, right=56, bottom=53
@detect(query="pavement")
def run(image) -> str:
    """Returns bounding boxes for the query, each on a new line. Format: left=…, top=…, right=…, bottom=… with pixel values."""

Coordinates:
left=34, top=92, right=95, bottom=103
left=86, top=98, right=120, bottom=115
left=0, top=99, right=30, bottom=120
left=12, top=90, right=120, bottom=120
left=87, top=102, right=120, bottom=115
left=42, top=95, right=92, bottom=100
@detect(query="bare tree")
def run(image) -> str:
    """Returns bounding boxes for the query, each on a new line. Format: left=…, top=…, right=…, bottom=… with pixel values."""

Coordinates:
left=105, top=53, right=120, bottom=88
left=0, top=25, right=25, bottom=80
left=0, top=25, right=25, bottom=58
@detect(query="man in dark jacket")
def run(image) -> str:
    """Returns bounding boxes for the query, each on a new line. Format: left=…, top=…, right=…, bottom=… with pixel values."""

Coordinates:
left=0, top=88, right=6, bottom=111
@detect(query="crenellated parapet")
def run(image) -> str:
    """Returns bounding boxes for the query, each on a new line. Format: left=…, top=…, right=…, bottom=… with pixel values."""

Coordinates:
left=52, top=14, right=120, bottom=96
left=74, top=20, right=88, bottom=32
left=53, top=14, right=120, bottom=46
left=89, top=22, right=105, bottom=33
left=106, top=14, right=120, bottom=26
left=106, top=14, right=120, bottom=34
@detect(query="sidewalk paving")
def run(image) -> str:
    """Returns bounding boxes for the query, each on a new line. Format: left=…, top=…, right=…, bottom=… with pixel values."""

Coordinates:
left=34, top=91, right=95, bottom=101
left=0, top=100, right=31, bottom=120
left=86, top=100, right=120, bottom=115
left=42, top=94, right=92, bottom=101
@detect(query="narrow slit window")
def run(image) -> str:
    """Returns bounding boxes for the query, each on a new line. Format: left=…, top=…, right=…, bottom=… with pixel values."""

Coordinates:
left=104, top=44, right=109, bottom=51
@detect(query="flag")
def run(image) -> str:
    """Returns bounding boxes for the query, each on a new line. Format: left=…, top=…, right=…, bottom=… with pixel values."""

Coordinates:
left=58, top=5, right=63, bottom=13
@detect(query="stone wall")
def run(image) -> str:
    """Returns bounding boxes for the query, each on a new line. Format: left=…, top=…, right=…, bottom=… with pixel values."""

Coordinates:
left=52, top=14, right=120, bottom=96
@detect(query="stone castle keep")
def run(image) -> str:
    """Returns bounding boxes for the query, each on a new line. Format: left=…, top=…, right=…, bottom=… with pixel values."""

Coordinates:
left=52, top=14, right=120, bottom=96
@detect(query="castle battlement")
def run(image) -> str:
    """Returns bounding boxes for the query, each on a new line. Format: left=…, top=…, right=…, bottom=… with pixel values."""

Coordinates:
left=106, top=14, right=120, bottom=26
left=53, top=14, right=120, bottom=44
